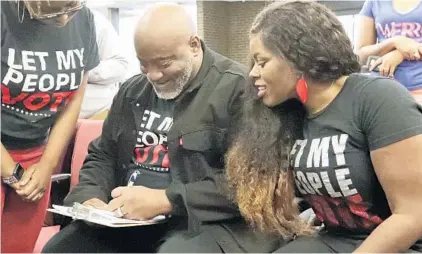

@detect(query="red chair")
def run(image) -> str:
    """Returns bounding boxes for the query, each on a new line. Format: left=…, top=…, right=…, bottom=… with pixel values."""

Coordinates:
left=70, top=119, right=104, bottom=188
left=33, top=119, right=104, bottom=253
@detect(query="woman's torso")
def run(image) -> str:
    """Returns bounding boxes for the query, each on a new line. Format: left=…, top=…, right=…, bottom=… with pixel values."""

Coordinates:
left=290, top=74, right=390, bottom=237
left=1, top=1, right=95, bottom=149
left=369, top=0, right=422, bottom=90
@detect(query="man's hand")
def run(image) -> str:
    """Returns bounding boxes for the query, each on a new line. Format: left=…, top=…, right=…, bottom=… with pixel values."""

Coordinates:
left=107, top=186, right=172, bottom=220
left=370, top=50, right=404, bottom=77
left=16, top=161, right=53, bottom=202
left=82, top=198, right=108, bottom=228
left=83, top=198, right=108, bottom=209
left=393, top=36, right=422, bottom=61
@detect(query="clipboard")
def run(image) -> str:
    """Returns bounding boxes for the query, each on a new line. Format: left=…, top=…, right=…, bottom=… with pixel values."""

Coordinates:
left=47, top=203, right=168, bottom=228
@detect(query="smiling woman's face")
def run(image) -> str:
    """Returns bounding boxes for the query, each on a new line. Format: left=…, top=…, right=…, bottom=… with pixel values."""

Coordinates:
left=248, top=34, right=299, bottom=107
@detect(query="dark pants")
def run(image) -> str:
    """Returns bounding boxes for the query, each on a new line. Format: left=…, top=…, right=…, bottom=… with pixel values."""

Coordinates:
left=42, top=220, right=223, bottom=253
left=273, top=233, right=361, bottom=253
left=273, top=231, right=421, bottom=253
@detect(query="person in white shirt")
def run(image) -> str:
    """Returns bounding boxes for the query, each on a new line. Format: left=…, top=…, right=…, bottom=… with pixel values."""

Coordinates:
left=79, top=10, right=129, bottom=119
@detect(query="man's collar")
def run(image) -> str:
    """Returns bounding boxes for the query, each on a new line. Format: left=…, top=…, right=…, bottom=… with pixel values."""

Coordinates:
left=185, top=40, right=215, bottom=93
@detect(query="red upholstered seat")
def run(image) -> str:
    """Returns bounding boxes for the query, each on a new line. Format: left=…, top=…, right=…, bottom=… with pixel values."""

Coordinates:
left=70, top=119, right=103, bottom=188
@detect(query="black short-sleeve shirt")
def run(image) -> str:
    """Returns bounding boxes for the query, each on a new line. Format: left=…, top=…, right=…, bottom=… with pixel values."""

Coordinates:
left=290, top=74, right=422, bottom=235
left=1, top=1, right=99, bottom=149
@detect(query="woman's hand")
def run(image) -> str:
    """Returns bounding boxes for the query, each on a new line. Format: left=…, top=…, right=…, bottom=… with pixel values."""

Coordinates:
left=16, top=161, right=53, bottom=202
left=370, top=50, right=404, bottom=77
left=393, top=36, right=422, bottom=61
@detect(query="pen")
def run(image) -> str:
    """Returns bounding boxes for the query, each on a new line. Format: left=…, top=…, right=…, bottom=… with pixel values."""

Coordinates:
left=127, top=171, right=140, bottom=187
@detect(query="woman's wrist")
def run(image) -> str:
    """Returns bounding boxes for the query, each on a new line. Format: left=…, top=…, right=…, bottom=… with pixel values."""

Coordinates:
left=1, top=143, right=17, bottom=177
left=390, top=36, right=405, bottom=49
left=1, top=162, right=17, bottom=177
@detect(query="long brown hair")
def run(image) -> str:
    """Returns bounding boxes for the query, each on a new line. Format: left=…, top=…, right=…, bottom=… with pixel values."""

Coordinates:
left=226, top=98, right=311, bottom=238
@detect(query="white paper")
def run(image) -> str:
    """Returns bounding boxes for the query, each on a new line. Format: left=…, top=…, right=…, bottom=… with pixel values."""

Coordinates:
left=48, top=204, right=167, bottom=228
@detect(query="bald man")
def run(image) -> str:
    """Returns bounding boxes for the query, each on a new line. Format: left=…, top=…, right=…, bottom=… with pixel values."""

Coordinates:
left=42, top=4, right=282, bottom=253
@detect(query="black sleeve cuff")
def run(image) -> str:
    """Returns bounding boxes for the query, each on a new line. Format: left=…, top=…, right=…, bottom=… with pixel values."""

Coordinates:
left=165, top=182, right=188, bottom=217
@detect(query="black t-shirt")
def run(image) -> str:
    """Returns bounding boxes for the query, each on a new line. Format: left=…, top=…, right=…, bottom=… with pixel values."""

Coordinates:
left=290, top=74, right=422, bottom=235
left=125, top=95, right=175, bottom=189
left=1, top=2, right=99, bottom=149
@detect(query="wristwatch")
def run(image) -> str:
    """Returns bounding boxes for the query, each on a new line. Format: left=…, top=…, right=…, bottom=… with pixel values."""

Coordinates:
left=2, top=163, right=24, bottom=185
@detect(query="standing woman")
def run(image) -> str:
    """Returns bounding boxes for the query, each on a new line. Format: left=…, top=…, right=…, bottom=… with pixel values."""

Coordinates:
left=355, top=0, right=422, bottom=102
left=226, top=1, right=422, bottom=252
left=1, top=0, right=99, bottom=252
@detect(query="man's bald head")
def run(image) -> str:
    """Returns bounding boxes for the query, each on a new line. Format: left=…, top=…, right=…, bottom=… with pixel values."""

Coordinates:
left=135, top=3, right=197, bottom=48
left=133, top=3, right=203, bottom=100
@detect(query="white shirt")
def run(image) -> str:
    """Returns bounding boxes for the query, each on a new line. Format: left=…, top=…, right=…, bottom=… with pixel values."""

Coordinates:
left=79, top=10, right=129, bottom=119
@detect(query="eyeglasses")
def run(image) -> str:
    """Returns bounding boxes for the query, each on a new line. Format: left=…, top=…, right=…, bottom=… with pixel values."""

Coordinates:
left=25, top=0, right=87, bottom=20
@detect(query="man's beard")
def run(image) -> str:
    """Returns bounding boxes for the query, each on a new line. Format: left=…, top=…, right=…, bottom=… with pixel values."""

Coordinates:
left=149, top=58, right=194, bottom=100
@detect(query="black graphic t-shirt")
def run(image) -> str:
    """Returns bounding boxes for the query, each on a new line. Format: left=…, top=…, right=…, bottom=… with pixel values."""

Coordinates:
left=1, top=2, right=99, bottom=149
left=126, top=95, right=175, bottom=189
left=290, top=74, right=422, bottom=235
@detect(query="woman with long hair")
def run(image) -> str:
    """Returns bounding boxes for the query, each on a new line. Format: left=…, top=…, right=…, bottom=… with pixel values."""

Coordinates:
left=226, top=1, right=422, bottom=252
left=1, top=1, right=99, bottom=252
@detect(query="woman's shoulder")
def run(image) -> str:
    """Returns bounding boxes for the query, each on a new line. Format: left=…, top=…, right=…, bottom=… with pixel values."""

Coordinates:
left=344, top=74, right=418, bottom=125
left=1, top=1, right=17, bottom=22
left=71, top=7, right=95, bottom=26
left=1, top=1, right=14, bottom=13
left=345, top=73, right=408, bottom=97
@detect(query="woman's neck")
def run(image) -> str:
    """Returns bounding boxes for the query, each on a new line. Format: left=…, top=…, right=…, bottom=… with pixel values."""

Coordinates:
left=305, top=76, right=348, bottom=116
left=393, top=0, right=421, bottom=15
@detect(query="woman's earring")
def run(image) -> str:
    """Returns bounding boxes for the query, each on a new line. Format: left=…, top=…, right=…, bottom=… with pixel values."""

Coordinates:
left=296, top=77, right=308, bottom=104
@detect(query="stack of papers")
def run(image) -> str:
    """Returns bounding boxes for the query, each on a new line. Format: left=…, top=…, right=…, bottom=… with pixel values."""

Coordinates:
left=48, top=203, right=167, bottom=228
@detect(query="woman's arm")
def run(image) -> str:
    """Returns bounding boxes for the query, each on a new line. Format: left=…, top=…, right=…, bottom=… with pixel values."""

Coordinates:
left=17, top=73, right=89, bottom=201
left=355, top=15, right=422, bottom=64
left=1, top=143, right=20, bottom=190
left=1, top=143, right=16, bottom=177
left=354, top=135, right=422, bottom=252
left=354, top=16, right=396, bottom=65
left=39, top=73, right=88, bottom=168
left=353, top=77, right=422, bottom=252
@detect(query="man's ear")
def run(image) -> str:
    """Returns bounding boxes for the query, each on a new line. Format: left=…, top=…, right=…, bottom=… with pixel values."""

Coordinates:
left=189, top=36, right=201, bottom=56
